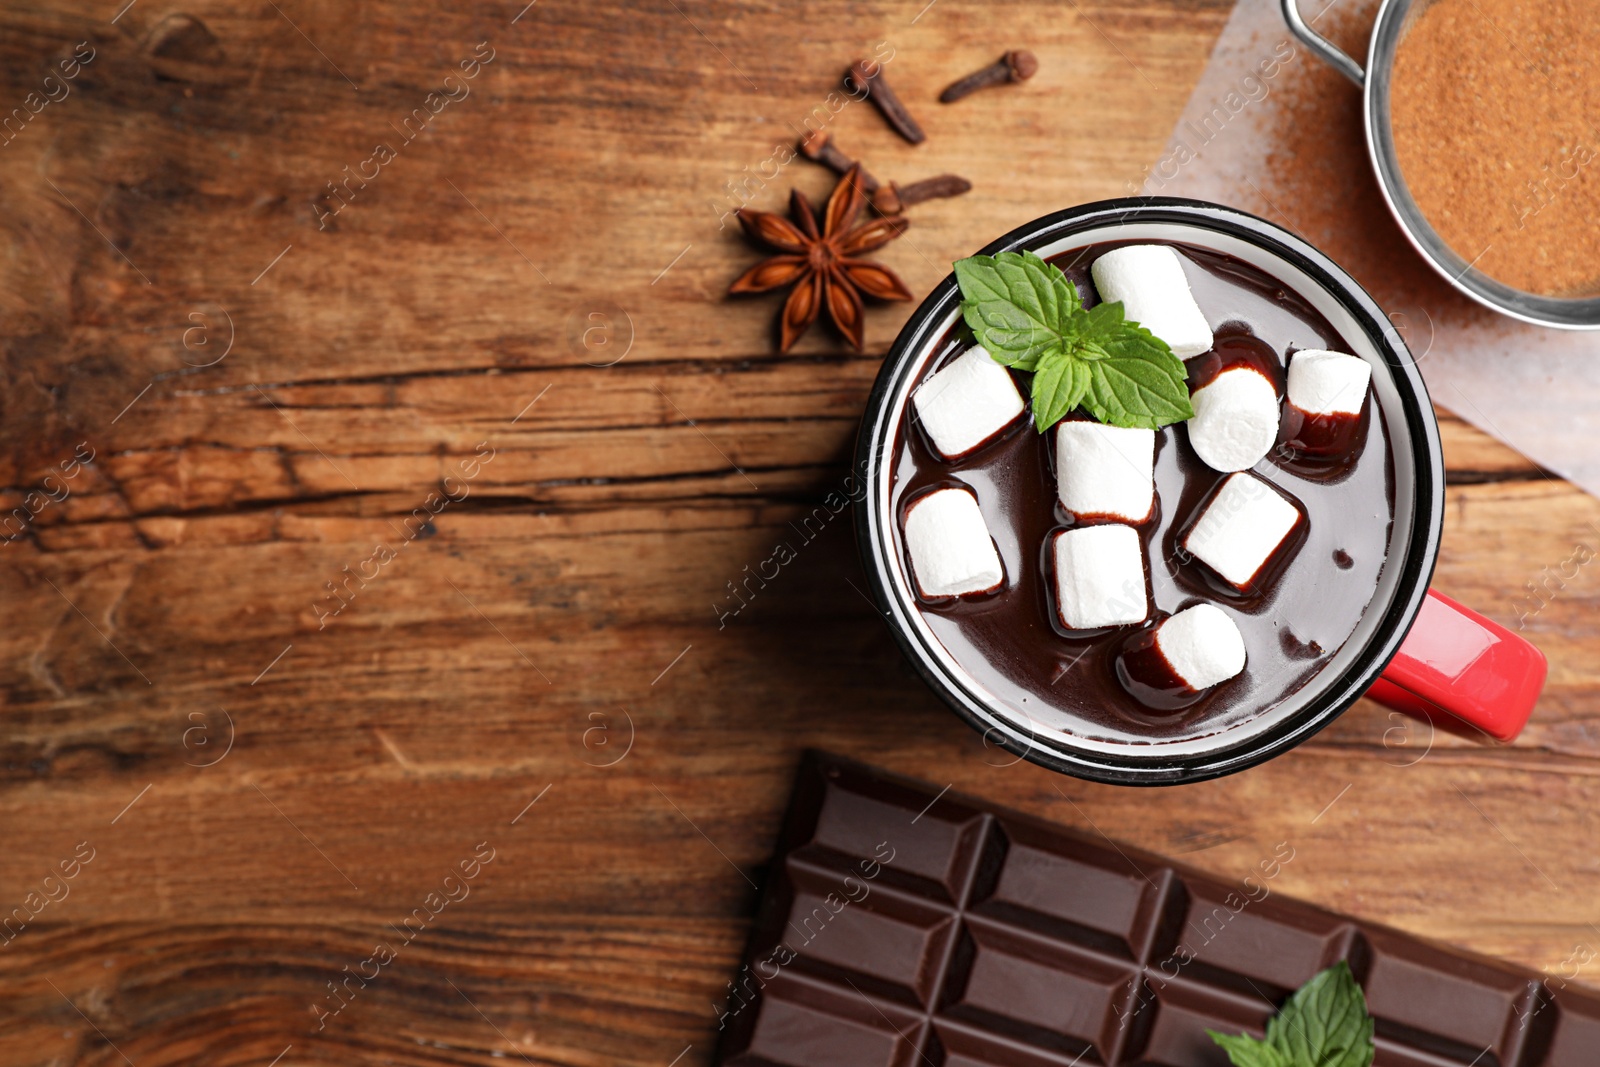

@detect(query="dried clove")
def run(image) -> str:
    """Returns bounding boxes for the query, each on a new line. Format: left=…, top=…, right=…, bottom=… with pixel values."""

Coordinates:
left=871, top=174, right=972, bottom=215
left=797, top=131, right=880, bottom=192
left=939, top=50, right=1038, bottom=103
left=845, top=59, right=925, bottom=144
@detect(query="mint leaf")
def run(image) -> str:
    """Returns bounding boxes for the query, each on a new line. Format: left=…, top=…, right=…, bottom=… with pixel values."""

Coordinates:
left=1030, top=355, right=1091, bottom=432
left=1076, top=299, right=1195, bottom=429
left=951, top=252, right=1193, bottom=433
left=1209, top=965, right=1374, bottom=1067
left=1082, top=349, right=1195, bottom=430
left=1072, top=302, right=1194, bottom=430
left=954, top=252, right=1076, bottom=371
left=1207, top=1032, right=1291, bottom=1067
left=1265, top=963, right=1375, bottom=1067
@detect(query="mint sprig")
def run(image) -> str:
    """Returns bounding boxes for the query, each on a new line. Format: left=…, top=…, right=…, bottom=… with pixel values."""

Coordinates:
left=1208, top=963, right=1376, bottom=1067
left=953, top=250, right=1195, bottom=432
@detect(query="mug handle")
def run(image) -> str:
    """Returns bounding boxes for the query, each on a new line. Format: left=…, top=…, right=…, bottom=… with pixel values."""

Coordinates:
left=1366, top=590, right=1547, bottom=742
left=1280, top=0, right=1367, bottom=87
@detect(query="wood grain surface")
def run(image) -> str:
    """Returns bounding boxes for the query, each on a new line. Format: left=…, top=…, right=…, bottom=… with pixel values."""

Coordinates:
left=1, top=1, right=1598, bottom=1065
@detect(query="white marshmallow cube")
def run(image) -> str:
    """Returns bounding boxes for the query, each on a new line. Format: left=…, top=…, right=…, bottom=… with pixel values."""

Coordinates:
left=1055, top=422, right=1156, bottom=524
left=1052, top=524, right=1148, bottom=629
left=1090, top=245, right=1214, bottom=359
left=1187, top=366, right=1281, bottom=473
left=1183, top=473, right=1303, bottom=590
left=1287, top=349, right=1372, bottom=416
left=1155, top=604, right=1246, bottom=690
left=912, top=347, right=1026, bottom=459
left=904, top=488, right=1004, bottom=598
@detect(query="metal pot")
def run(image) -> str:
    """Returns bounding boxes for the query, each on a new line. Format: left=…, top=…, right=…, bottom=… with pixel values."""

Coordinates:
left=1282, top=0, right=1600, bottom=329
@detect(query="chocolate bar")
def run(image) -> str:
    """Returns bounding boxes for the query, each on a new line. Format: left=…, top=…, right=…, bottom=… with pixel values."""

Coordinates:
left=714, top=753, right=1599, bottom=1066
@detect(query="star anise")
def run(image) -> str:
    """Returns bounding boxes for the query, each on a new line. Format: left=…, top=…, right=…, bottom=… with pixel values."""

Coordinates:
left=729, top=165, right=914, bottom=352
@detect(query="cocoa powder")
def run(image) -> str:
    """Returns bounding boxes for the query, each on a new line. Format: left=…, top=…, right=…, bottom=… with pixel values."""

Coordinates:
left=1390, top=0, right=1600, bottom=297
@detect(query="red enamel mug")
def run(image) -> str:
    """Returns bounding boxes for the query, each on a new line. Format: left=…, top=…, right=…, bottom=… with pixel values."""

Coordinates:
left=856, top=198, right=1547, bottom=784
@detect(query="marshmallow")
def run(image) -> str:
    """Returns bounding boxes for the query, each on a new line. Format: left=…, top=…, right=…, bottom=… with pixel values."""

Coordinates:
left=1186, top=365, right=1280, bottom=473
left=1287, top=349, right=1372, bottom=416
left=904, top=488, right=1004, bottom=598
left=1052, top=524, right=1149, bottom=629
left=1182, top=473, right=1304, bottom=591
left=1090, top=245, right=1214, bottom=359
left=1155, top=604, right=1246, bottom=690
left=1055, top=422, right=1155, bottom=524
left=913, top=347, right=1026, bottom=459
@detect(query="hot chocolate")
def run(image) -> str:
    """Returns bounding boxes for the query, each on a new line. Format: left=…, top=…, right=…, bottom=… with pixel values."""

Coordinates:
left=889, top=241, right=1396, bottom=743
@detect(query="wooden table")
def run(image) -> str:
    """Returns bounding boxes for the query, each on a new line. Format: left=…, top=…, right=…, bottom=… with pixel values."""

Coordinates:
left=3, top=2, right=1597, bottom=1064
